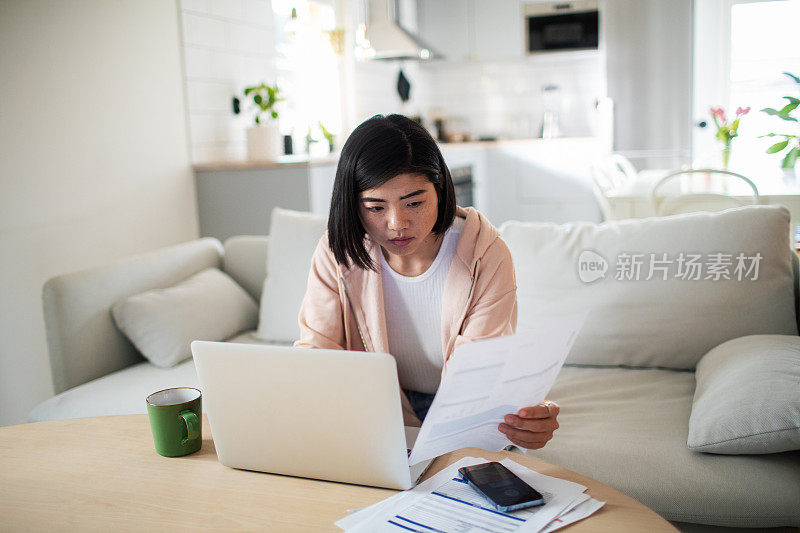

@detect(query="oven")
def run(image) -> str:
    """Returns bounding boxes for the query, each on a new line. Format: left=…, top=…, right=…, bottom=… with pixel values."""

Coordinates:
left=451, top=165, right=474, bottom=208
left=524, top=1, right=599, bottom=54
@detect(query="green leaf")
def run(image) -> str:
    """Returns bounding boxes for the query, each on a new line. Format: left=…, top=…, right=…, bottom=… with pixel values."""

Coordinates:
left=782, top=146, right=799, bottom=169
left=762, top=105, right=797, bottom=120
left=784, top=72, right=800, bottom=85
left=773, top=112, right=798, bottom=122
left=767, top=140, right=789, bottom=153
left=779, top=97, right=799, bottom=115
left=271, top=110, right=278, bottom=119
left=760, top=133, right=799, bottom=139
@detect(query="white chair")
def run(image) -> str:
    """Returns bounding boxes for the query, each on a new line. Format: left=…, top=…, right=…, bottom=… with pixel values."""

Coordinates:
left=590, top=165, right=616, bottom=221
left=606, top=154, right=638, bottom=189
left=650, top=169, right=760, bottom=216
left=590, top=154, right=639, bottom=221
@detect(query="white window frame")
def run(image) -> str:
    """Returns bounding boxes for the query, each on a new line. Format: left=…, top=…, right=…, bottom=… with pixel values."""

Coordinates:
left=692, top=0, right=798, bottom=174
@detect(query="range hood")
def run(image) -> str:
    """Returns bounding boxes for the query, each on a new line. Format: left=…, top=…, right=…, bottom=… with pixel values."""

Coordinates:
left=360, top=0, right=439, bottom=60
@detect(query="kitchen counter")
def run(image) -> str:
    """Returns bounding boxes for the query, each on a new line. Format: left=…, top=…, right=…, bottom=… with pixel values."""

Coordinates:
left=438, top=136, right=599, bottom=149
left=192, top=153, right=339, bottom=172
left=191, top=137, right=598, bottom=172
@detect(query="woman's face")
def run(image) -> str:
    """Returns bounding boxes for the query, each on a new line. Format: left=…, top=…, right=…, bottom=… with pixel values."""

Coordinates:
left=358, top=173, right=440, bottom=261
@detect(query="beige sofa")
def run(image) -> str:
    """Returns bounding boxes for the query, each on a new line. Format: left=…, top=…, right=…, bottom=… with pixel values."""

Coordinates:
left=33, top=206, right=800, bottom=531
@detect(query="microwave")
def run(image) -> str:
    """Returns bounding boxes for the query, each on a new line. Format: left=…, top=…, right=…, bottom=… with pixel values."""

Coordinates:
left=524, top=1, right=599, bottom=53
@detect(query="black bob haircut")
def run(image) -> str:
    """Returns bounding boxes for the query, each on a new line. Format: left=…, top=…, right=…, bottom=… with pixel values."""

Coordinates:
left=327, top=114, right=457, bottom=271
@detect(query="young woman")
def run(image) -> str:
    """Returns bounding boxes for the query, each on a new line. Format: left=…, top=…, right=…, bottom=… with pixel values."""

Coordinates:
left=295, top=114, right=559, bottom=451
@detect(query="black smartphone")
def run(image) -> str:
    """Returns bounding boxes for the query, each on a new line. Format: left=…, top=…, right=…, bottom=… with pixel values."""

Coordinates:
left=458, top=462, right=545, bottom=512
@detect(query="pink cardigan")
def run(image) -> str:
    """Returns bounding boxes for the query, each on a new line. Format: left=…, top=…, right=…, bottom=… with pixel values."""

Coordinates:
left=295, top=206, right=518, bottom=424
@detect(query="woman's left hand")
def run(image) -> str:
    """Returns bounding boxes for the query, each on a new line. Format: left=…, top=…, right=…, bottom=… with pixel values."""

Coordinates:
left=498, top=401, right=559, bottom=450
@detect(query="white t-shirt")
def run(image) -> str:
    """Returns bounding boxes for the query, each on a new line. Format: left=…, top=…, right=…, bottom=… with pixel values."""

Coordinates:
left=381, top=218, right=465, bottom=393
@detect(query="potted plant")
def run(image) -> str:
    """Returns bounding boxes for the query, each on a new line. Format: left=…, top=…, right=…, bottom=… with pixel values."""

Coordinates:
left=761, top=72, right=799, bottom=179
left=319, top=121, right=336, bottom=153
left=234, top=82, right=283, bottom=161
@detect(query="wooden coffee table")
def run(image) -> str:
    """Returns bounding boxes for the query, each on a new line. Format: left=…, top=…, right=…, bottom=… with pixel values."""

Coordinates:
left=0, top=415, right=676, bottom=531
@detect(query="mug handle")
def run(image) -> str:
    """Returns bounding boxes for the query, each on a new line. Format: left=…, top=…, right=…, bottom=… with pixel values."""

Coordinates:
left=179, top=410, right=199, bottom=444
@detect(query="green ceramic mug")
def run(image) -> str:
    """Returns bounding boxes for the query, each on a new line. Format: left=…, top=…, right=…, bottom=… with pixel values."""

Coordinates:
left=146, top=387, right=202, bottom=457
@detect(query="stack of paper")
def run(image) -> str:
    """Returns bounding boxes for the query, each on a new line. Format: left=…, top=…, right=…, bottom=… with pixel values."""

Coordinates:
left=409, top=312, right=588, bottom=466
left=336, top=457, right=604, bottom=532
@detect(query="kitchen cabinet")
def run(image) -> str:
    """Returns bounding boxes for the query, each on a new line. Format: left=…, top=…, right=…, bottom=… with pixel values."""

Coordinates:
left=308, top=162, right=338, bottom=217
left=193, top=159, right=340, bottom=241
left=441, top=138, right=605, bottom=227
left=471, top=0, right=524, bottom=61
left=493, top=139, right=604, bottom=225
left=417, top=0, right=524, bottom=62
left=195, top=166, right=310, bottom=242
left=417, top=0, right=471, bottom=61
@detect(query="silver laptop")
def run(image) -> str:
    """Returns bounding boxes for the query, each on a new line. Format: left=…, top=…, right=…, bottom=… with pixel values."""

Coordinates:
left=191, top=341, right=433, bottom=490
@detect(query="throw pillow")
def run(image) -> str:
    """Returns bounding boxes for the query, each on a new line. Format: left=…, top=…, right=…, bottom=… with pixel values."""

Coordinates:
left=688, top=334, right=800, bottom=454
left=111, top=268, right=258, bottom=367
left=499, top=205, right=797, bottom=369
left=256, top=207, right=327, bottom=342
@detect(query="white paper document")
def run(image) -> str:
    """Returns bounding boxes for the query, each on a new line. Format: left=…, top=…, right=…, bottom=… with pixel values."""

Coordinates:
left=408, top=312, right=588, bottom=466
left=541, top=497, right=606, bottom=532
left=335, top=457, right=604, bottom=532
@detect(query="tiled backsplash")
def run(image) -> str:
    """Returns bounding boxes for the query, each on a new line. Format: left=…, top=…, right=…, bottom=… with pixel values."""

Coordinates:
left=420, top=52, right=605, bottom=141
left=350, top=61, right=432, bottom=125
left=346, top=53, right=604, bottom=142
left=179, top=0, right=276, bottom=163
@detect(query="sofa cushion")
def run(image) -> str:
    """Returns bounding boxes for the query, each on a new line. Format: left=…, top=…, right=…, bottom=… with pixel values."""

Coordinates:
left=524, top=366, right=800, bottom=528
left=42, top=237, right=224, bottom=395
left=688, top=334, right=800, bottom=454
left=28, top=330, right=285, bottom=423
left=256, top=208, right=327, bottom=343
left=500, top=205, right=797, bottom=369
left=28, top=358, right=202, bottom=422
left=112, top=268, right=258, bottom=367
left=223, top=235, right=269, bottom=302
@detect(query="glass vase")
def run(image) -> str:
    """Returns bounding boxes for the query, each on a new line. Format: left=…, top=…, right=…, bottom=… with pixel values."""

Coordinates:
left=721, top=142, right=731, bottom=170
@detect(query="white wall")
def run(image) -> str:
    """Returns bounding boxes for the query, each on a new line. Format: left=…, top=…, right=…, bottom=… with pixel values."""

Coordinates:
left=604, top=0, right=693, bottom=170
left=351, top=61, right=431, bottom=123
left=180, top=0, right=276, bottom=163
left=0, top=0, right=199, bottom=426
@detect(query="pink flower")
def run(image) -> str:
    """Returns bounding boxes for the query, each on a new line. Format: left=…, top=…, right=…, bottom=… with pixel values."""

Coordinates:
left=736, top=106, right=751, bottom=116
left=710, top=107, right=724, bottom=118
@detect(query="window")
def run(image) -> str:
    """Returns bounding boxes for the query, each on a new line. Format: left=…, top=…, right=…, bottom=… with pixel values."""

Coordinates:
left=693, top=0, right=800, bottom=182
left=272, top=0, right=343, bottom=155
